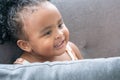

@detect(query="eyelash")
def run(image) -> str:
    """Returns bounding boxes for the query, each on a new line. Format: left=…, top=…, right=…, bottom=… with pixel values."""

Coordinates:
left=44, top=23, right=64, bottom=36
left=45, top=30, right=52, bottom=36
left=58, top=23, right=63, bottom=29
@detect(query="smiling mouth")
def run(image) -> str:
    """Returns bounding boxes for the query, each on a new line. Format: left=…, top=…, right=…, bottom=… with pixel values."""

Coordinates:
left=54, top=40, right=65, bottom=49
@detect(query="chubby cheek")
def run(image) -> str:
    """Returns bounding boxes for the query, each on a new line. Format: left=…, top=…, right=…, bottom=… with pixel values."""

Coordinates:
left=41, top=42, right=53, bottom=55
left=64, top=26, right=69, bottom=42
left=34, top=39, right=54, bottom=57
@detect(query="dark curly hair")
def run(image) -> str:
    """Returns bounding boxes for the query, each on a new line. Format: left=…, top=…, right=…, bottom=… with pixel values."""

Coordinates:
left=0, top=0, right=49, bottom=44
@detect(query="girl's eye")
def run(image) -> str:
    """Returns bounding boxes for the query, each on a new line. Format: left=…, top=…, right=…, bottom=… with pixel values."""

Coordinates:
left=58, top=23, right=64, bottom=29
left=45, top=31, right=52, bottom=35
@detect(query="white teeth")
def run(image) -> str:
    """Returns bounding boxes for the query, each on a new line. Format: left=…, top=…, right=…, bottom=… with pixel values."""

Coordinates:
left=55, top=41, right=64, bottom=48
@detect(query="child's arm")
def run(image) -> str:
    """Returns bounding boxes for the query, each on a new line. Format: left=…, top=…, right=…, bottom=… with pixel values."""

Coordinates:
left=69, top=41, right=83, bottom=59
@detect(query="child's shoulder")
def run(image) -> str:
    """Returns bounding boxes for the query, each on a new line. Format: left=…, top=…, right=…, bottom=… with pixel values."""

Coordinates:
left=68, top=41, right=83, bottom=59
left=14, top=58, right=30, bottom=64
left=68, top=41, right=79, bottom=52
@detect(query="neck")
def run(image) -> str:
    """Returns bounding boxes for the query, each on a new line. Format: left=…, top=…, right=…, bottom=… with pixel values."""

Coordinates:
left=20, top=52, right=56, bottom=62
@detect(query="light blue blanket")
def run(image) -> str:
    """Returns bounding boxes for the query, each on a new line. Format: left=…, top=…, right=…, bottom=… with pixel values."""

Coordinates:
left=0, top=57, right=120, bottom=80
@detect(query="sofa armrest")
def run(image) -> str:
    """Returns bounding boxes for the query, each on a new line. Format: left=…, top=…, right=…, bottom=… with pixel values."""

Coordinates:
left=0, top=57, right=120, bottom=80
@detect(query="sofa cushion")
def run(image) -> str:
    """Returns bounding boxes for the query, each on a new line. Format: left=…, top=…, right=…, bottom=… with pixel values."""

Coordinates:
left=52, top=0, right=120, bottom=58
left=0, top=57, right=120, bottom=80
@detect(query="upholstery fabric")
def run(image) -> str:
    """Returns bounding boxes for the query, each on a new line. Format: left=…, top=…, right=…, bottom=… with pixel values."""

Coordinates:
left=0, top=57, right=120, bottom=80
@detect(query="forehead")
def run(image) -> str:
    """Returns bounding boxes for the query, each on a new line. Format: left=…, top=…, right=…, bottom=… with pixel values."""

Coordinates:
left=20, top=1, right=61, bottom=22
left=19, top=2, right=54, bottom=17
left=20, top=2, right=62, bottom=34
left=22, top=2, right=61, bottom=23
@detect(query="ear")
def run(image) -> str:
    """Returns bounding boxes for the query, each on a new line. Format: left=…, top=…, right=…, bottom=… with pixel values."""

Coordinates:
left=17, top=40, right=32, bottom=52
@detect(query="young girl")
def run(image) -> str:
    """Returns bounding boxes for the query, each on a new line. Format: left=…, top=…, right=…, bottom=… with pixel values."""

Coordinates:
left=0, top=0, right=83, bottom=64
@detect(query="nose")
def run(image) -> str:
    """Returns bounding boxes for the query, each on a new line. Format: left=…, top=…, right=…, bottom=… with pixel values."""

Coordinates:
left=55, top=29, right=63, bottom=40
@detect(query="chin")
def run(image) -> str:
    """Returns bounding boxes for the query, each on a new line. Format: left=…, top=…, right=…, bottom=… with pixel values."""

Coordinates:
left=55, top=48, right=66, bottom=56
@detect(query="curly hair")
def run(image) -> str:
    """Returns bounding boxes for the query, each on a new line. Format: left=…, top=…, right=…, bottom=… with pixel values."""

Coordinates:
left=0, top=0, right=49, bottom=44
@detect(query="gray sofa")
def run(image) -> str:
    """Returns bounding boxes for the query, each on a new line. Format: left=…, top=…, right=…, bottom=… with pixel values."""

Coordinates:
left=53, top=0, right=120, bottom=59
left=0, top=0, right=120, bottom=80
left=0, top=57, right=120, bottom=80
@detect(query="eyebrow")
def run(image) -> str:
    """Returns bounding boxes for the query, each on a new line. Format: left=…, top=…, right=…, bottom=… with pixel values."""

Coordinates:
left=40, top=18, right=63, bottom=33
left=58, top=18, right=63, bottom=24
left=40, top=26, right=51, bottom=33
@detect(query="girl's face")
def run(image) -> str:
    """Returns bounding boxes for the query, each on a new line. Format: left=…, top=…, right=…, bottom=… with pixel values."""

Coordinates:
left=21, top=3, right=69, bottom=58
